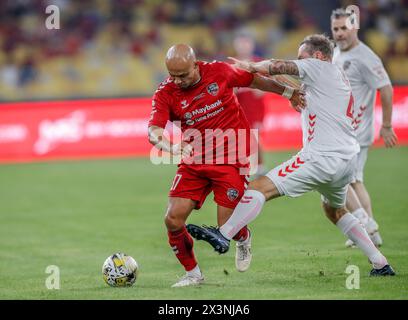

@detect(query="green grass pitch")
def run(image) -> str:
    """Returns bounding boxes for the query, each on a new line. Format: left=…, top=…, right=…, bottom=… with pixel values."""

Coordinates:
left=0, top=147, right=407, bottom=299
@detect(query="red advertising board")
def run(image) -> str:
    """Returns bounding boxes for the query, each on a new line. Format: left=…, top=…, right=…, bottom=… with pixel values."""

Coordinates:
left=0, top=98, right=152, bottom=163
left=0, top=87, right=407, bottom=164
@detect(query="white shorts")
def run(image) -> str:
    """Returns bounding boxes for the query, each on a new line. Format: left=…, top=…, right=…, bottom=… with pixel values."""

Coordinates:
left=351, top=146, right=369, bottom=183
left=266, top=151, right=357, bottom=208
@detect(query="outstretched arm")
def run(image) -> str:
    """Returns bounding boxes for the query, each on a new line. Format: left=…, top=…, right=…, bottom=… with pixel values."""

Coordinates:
left=229, top=57, right=299, bottom=76
left=249, top=73, right=306, bottom=112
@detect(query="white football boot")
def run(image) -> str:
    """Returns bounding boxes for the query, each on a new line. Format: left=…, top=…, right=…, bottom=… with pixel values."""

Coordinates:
left=171, top=273, right=204, bottom=288
left=235, top=233, right=252, bottom=272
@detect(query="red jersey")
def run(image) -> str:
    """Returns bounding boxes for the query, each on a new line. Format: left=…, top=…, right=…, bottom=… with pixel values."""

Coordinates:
left=149, top=61, right=254, bottom=167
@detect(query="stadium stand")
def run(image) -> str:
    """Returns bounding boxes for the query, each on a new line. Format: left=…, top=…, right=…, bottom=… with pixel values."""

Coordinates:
left=0, top=0, right=407, bottom=101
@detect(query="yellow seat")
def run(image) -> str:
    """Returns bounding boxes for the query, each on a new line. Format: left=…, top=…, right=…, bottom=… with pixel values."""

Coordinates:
left=160, top=24, right=216, bottom=53
left=365, top=29, right=389, bottom=58
left=393, top=33, right=408, bottom=55
left=275, top=27, right=318, bottom=59
left=387, top=57, right=408, bottom=83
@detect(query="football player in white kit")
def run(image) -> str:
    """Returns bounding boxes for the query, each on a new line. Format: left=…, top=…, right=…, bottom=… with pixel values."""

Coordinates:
left=331, top=8, right=397, bottom=248
left=187, top=34, right=395, bottom=276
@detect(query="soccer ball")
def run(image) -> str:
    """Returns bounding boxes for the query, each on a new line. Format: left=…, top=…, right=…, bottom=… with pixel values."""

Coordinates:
left=102, top=253, right=139, bottom=287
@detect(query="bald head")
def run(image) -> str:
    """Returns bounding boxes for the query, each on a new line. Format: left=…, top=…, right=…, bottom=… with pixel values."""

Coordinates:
left=166, top=44, right=196, bottom=65
left=165, top=44, right=200, bottom=89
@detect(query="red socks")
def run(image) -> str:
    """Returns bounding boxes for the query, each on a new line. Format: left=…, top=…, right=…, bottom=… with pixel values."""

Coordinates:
left=232, top=225, right=249, bottom=242
left=168, top=226, right=197, bottom=271
left=168, top=225, right=248, bottom=271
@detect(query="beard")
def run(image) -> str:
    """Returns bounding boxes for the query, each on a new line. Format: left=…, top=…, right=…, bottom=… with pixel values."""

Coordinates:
left=336, top=39, right=352, bottom=51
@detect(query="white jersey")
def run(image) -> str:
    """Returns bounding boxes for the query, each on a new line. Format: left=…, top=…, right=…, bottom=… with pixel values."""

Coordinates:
left=333, top=42, right=391, bottom=147
left=293, top=58, right=360, bottom=159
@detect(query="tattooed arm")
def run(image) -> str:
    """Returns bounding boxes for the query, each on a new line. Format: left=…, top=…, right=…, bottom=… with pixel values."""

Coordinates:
left=229, top=57, right=299, bottom=76
left=266, top=60, right=299, bottom=76
left=228, top=57, right=305, bottom=111
left=249, top=74, right=306, bottom=112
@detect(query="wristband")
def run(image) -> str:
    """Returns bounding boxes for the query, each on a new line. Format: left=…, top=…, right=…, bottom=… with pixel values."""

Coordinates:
left=382, top=125, right=392, bottom=129
left=282, top=87, right=294, bottom=99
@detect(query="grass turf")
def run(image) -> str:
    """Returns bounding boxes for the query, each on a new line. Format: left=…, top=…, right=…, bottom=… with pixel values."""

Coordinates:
left=0, top=147, right=407, bottom=300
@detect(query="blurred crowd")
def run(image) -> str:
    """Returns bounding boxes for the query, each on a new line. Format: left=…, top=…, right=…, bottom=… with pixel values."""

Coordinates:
left=0, top=0, right=407, bottom=101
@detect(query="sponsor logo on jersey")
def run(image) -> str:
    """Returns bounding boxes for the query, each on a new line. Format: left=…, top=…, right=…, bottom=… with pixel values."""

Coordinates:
left=186, top=119, right=195, bottom=126
left=184, top=112, right=192, bottom=119
left=343, top=61, right=351, bottom=71
left=227, top=188, right=239, bottom=201
left=207, top=82, right=219, bottom=96
left=191, top=100, right=222, bottom=116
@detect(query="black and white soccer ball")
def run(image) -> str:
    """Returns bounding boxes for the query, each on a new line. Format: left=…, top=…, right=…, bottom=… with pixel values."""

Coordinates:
left=102, top=253, right=139, bottom=287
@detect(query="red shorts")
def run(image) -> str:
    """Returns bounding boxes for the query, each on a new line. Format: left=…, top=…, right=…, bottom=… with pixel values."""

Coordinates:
left=169, top=164, right=249, bottom=209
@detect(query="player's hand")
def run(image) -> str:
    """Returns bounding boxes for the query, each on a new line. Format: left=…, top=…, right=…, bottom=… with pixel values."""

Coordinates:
left=380, top=126, right=397, bottom=148
left=172, top=142, right=193, bottom=158
left=290, top=89, right=306, bottom=112
left=180, top=142, right=193, bottom=158
left=228, top=57, right=256, bottom=73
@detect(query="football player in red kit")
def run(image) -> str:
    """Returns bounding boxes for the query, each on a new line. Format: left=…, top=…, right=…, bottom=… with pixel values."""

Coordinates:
left=148, top=44, right=305, bottom=287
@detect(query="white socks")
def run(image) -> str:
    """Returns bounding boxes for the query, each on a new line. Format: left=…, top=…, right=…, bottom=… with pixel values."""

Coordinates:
left=366, top=218, right=379, bottom=235
left=187, top=264, right=202, bottom=278
left=220, top=190, right=266, bottom=240
left=351, top=208, right=380, bottom=235
left=351, top=208, right=369, bottom=226
left=336, top=213, right=387, bottom=269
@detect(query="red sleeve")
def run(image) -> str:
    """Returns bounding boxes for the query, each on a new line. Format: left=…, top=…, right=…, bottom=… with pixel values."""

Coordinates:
left=219, top=62, right=254, bottom=88
left=148, top=90, right=170, bottom=128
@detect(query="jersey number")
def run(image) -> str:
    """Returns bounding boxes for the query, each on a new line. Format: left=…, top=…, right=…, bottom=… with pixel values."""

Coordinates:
left=170, top=174, right=182, bottom=191
left=346, top=94, right=354, bottom=119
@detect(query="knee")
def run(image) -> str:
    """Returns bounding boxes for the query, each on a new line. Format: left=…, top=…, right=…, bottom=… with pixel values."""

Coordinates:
left=164, top=209, right=185, bottom=232
left=248, top=176, right=279, bottom=201
left=322, top=202, right=347, bottom=224
left=351, top=181, right=362, bottom=189
left=248, top=179, right=263, bottom=192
